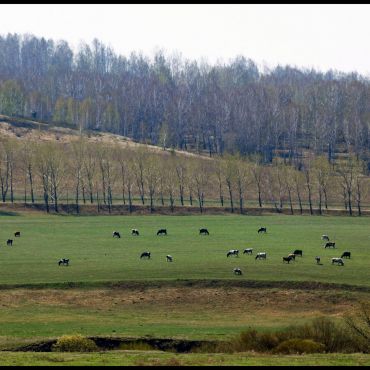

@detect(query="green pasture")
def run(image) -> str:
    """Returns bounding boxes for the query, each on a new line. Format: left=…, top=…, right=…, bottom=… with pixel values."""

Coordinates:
left=0, top=213, right=369, bottom=286
left=0, top=351, right=369, bottom=366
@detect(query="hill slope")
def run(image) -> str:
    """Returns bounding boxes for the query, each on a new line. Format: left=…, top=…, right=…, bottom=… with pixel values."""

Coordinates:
left=0, top=114, right=204, bottom=159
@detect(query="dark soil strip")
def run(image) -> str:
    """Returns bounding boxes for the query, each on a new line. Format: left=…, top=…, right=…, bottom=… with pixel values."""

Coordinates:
left=0, top=279, right=369, bottom=293
left=9, top=337, right=218, bottom=353
left=0, top=202, right=369, bottom=216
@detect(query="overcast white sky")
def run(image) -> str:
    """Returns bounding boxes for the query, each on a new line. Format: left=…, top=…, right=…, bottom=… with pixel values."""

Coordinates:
left=1, top=4, right=370, bottom=76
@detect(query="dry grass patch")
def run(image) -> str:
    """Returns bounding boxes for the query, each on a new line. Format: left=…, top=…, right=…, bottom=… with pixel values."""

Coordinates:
left=0, top=287, right=363, bottom=319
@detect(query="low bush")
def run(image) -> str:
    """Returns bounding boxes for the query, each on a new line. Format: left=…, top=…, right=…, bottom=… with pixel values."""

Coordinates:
left=52, top=334, right=99, bottom=352
left=273, top=338, right=325, bottom=354
left=235, top=317, right=364, bottom=353
left=285, top=317, right=361, bottom=353
left=238, top=329, right=282, bottom=352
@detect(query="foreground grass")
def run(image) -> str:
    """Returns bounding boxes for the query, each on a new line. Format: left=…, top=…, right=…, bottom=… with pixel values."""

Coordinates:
left=0, top=287, right=368, bottom=342
left=0, top=213, right=369, bottom=287
left=0, top=351, right=369, bottom=366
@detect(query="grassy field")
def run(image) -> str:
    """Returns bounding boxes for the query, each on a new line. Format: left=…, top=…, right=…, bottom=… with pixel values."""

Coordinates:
left=0, top=351, right=369, bottom=366
left=0, top=212, right=369, bottom=365
left=0, top=213, right=369, bottom=286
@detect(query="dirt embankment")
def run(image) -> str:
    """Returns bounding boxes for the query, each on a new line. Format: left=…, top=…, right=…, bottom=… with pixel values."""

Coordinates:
left=0, top=202, right=368, bottom=217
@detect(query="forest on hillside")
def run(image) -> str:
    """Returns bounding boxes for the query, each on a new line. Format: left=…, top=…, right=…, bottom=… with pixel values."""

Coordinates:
left=0, top=33, right=369, bottom=165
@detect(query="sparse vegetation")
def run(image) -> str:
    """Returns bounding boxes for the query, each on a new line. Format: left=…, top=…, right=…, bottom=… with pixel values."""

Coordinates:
left=52, top=334, right=98, bottom=352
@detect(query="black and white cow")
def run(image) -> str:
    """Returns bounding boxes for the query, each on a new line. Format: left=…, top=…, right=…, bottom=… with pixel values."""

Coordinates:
left=255, top=252, right=267, bottom=260
left=58, top=258, right=69, bottom=266
left=315, top=256, right=321, bottom=264
left=113, top=231, right=121, bottom=238
left=243, top=248, right=253, bottom=255
left=166, top=255, right=173, bottom=262
left=157, top=229, right=167, bottom=236
left=258, top=227, right=267, bottom=234
left=288, top=253, right=296, bottom=260
left=131, top=229, right=139, bottom=236
left=6, top=239, right=13, bottom=246
left=325, top=242, right=336, bottom=249
left=199, top=228, right=209, bottom=235
left=331, top=257, right=344, bottom=266
left=282, top=255, right=294, bottom=263
left=14, top=231, right=21, bottom=237
left=233, top=267, right=242, bottom=275
left=227, top=249, right=239, bottom=257
left=321, top=235, right=330, bottom=241
left=140, top=251, right=151, bottom=259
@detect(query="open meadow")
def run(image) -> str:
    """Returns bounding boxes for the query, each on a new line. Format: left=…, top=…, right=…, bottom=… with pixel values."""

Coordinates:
left=0, top=213, right=369, bottom=286
left=0, top=212, right=369, bottom=365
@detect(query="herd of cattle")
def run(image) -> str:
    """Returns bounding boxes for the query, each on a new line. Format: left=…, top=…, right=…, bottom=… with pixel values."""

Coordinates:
left=3, top=227, right=352, bottom=275
left=111, top=226, right=352, bottom=276
left=228, top=230, right=352, bottom=274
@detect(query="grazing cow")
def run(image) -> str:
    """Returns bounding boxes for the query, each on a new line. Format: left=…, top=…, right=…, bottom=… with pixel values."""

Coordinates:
left=293, top=249, right=303, bottom=257
left=6, top=239, right=13, bottom=246
left=325, top=242, right=336, bottom=249
left=14, top=231, right=20, bottom=237
left=112, top=231, right=121, bottom=238
left=58, top=258, right=69, bottom=266
left=131, top=229, right=139, bottom=236
left=288, top=253, right=296, bottom=260
left=282, top=256, right=294, bottom=263
left=157, top=229, right=167, bottom=236
left=227, top=249, right=239, bottom=257
left=166, top=255, right=173, bottom=262
left=243, top=248, right=253, bottom=255
left=341, top=251, right=351, bottom=259
left=258, top=227, right=267, bottom=234
left=331, top=257, right=344, bottom=266
left=315, top=256, right=321, bottom=264
left=199, top=228, right=209, bottom=235
left=140, top=251, right=151, bottom=259
left=321, top=235, right=329, bottom=241
left=233, top=267, right=242, bottom=275
left=255, top=252, right=267, bottom=260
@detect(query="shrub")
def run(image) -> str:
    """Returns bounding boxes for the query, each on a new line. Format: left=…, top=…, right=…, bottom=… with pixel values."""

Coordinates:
left=52, top=334, right=99, bottom=352
left=238, top=329, right=282, bottom=352
left=344, top=301, right=370, bottom=353
left=286, top=317, right=356, bottom=352
left=273, top=338, right=325, bottom=354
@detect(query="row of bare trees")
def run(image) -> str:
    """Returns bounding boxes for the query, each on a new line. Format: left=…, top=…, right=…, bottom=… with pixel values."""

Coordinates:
left=0, top=137, right=368, bottom=215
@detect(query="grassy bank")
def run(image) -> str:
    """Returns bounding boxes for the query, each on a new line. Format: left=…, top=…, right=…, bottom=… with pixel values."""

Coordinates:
left=0, top=351, right=369, bottom=366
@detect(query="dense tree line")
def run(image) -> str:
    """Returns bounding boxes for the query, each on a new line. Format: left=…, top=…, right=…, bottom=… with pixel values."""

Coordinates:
left=0, top=33, right=369, bottom=165
left=0, top=137, right=368, bottom=215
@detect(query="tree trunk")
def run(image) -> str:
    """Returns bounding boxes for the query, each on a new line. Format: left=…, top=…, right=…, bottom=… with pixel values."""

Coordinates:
left=75, top=180, right=80, bottom=214
left=307, top=184, right=313, bottom=215
left=226, top=181, right=234, bottom=213
left=258, top=188, right=262, bottom=208
left=10, top=164, right=14, bottom=203
left=296, top=186, right=303, bottom=215
left=287, top=188, right=294, bottom=215
left=28, top=165, right=35, bottom=204
left=347, top=190, right=352, bottom=216
left=179, top=185, right=184, bottom=206
left=323, top=188, right=328, bottom=210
